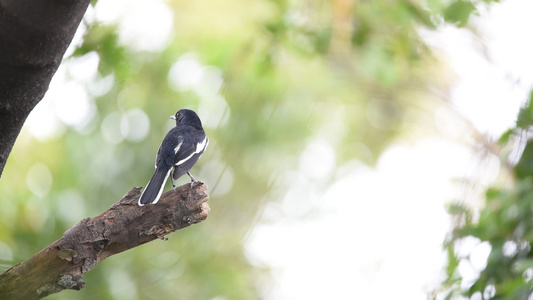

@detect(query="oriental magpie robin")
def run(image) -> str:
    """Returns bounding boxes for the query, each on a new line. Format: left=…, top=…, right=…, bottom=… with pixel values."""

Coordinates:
left=138, top=109, right=209, bottom=206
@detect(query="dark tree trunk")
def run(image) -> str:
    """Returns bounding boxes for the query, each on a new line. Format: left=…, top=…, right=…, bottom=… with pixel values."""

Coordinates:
left=0, top=0, right=91, bottom=177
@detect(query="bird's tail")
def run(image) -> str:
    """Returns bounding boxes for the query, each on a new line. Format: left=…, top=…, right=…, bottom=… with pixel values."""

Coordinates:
left=138, top=167, right=172, bottom=206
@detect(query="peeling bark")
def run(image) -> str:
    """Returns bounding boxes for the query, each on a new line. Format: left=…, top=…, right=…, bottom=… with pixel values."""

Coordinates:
left=0, top=183, right=210, bottom=300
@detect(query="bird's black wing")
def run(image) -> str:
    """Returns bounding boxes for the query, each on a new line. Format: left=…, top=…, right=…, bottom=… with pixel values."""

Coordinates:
left=172, top=128, right=207, bottom=167
left=156, top=130, right=184, bottom=169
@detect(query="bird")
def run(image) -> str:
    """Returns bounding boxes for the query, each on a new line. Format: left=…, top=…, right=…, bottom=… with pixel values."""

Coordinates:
left=138, top=109, right=209, bottom=206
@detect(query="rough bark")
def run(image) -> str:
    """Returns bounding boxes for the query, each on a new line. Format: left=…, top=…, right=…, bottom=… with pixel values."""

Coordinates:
left=0, top=0, right=91, bottom=177
left=0, top=183, right=210, bottom=300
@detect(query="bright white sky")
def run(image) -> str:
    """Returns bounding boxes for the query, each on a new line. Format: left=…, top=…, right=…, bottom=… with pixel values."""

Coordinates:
left=21, top=0, right=533, bottom=299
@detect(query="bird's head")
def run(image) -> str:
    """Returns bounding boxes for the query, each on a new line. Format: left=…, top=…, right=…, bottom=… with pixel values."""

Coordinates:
left=171, top=109, right=203, bottom=129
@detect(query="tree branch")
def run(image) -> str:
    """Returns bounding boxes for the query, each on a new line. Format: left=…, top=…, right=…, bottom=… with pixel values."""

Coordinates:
left=0, top=183, right=210, bottom=300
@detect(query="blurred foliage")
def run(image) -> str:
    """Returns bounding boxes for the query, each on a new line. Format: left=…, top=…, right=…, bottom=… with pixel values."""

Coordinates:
left=437, top=91, right=533, bottom=300
left=0, top=0, right=497, bottom=299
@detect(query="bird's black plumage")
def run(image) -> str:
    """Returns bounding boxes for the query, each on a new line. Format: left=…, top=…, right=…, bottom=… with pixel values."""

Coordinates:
left=138, top=109, right=209, bottom=206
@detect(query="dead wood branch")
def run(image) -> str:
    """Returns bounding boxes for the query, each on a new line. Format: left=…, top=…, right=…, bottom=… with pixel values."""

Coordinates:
left=0, top=183, right=210, bottom=300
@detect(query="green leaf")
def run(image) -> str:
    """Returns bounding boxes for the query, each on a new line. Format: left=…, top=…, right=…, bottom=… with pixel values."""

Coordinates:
left=515, top=141, right=533, bottom=179
left=516, top=90, right=533, bottom=128
left=498, top=129, right=515, bottom=145
left=444, top=0, right=476, bottom=27
left=446, top=246, right=460, bottom=278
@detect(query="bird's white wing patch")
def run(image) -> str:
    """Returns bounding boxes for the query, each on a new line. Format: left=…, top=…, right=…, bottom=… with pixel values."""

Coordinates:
left=175, top=153, right=194, bottom=166
left=195, top=136, right=208, bottom=153
left=174, top=142, right=183, bottom=154
left=175, top=136, right=209, bottom=166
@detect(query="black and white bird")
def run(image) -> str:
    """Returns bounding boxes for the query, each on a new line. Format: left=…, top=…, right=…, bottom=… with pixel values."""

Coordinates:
left=138, top=109, right=209, bottom=206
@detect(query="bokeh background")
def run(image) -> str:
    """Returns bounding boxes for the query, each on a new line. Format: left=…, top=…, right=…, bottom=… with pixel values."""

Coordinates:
left=2, top=0, right=533, bottom=299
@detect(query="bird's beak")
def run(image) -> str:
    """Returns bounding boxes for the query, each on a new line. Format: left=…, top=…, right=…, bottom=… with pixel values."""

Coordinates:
left=170, top=115, right=176, bottom=120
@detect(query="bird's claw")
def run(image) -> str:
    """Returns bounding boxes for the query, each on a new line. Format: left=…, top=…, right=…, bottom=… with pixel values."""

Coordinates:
left=190, top=180, right=203, bottom=188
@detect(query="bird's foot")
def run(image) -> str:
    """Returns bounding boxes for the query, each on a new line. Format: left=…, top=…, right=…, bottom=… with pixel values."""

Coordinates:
left=189, top=179, right=204, bottom=188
